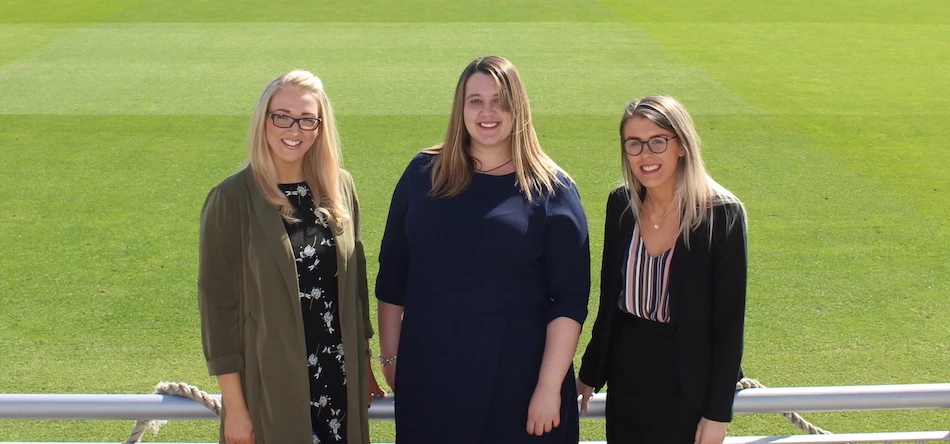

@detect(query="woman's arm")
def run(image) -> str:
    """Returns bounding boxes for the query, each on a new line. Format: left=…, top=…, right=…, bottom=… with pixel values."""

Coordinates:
left=377, top=301, right=403, bottom=391
left=528, top=181, right=591, bottom=435
left=527, top=317, right=582, bottom=435
left=342, top=173, right=387, bottom=403
left=375, top=160, right=417, bottom=391
left=704, top=204, right=748, bottom=423
left=578, top=188, right=626, bottom=393
left=217, top=372, right=255, bottom=444
left=199, top=184, right=253, bottom=442
left=197, top=185, right=245, bottom=376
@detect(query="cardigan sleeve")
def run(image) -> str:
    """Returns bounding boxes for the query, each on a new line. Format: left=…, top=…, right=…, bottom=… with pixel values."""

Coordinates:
left=343, top=171, right=374, bottom=340
left=703, top=203, right=748, bottom=422
left=197, top=184, right=245, bottom=376
left=578, top=187, right=626, bottom=390
left=543, top=179, right=591, bottom=325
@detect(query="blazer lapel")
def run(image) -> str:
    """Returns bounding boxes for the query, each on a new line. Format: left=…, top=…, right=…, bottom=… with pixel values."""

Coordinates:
left=245, top=173, right=299, bottom=299
left=617, top=206, right=636, bottom=272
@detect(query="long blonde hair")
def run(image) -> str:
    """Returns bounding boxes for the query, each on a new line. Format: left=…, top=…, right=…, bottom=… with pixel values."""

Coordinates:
left=246, top=70, right=348, bottom=226
left=425, top=56, right=568, bottom=200
left=619, top=95, right=744, bottom=245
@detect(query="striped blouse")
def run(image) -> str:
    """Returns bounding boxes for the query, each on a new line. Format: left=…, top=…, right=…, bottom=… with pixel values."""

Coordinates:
left=618, top=224, right=675, bottom=323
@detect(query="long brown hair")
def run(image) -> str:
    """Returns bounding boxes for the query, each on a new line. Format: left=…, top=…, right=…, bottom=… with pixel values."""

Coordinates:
left=425, top=56, right=568, bottom=200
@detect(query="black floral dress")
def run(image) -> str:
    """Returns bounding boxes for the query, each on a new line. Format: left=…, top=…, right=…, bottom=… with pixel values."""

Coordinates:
left=279, top=182, right=348, bottom=444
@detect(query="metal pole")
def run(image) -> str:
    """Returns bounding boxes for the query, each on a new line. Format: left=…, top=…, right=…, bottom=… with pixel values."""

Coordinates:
left=1, top=383, right=949, bottom=420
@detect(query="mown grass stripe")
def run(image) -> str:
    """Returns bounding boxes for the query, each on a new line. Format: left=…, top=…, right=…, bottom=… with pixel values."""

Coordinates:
left=0, top=23, right=755, bottom=116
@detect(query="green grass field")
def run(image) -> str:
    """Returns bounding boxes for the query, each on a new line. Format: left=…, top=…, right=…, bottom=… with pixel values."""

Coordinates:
left=1, top=0, right=948, bottom=441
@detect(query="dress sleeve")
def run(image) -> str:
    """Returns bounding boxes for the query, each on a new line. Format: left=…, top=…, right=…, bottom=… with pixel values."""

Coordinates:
left=344, top=172, right=374, bottom=340
left=197, top=185, right=244, bottom=376
left=704, top=204, right=748, bottom=422
left=543, top=180, right=591, bottom=325
left=375, top=161, right=414, bottom=307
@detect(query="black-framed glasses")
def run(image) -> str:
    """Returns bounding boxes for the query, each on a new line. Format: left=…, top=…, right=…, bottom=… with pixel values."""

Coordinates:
left=623, top=135, right=677, bottom=156
left=267, top=113, right=322, bottom=131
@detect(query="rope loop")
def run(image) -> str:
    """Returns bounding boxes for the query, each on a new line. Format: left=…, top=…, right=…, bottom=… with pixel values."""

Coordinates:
left=124, top=381, right=221, bottom=443
left=737, top=377, right=832, bottom=435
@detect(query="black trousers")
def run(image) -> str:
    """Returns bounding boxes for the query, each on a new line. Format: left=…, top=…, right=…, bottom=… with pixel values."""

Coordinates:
left=605, top=314, right=701, bottom=443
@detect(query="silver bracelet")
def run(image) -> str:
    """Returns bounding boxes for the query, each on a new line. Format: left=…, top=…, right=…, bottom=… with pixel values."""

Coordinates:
left=378, top=354, right=397, bottom=366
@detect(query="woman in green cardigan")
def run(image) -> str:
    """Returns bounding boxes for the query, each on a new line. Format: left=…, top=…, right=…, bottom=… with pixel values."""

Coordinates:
left=198, top=70, right=383, bottom=444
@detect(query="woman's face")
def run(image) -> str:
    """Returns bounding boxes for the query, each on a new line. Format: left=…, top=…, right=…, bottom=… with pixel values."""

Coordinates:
left=265, top=88, right=320, bottom=179
left=622, top=115, right=684, bottom=192
left=462, top=72, right=514, bottom=152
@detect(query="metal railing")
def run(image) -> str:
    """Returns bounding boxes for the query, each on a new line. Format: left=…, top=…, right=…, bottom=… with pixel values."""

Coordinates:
left=2, top=383, right=949, bottom=443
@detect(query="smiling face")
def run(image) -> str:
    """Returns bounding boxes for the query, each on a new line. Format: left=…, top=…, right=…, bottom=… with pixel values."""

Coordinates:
left=623, top=115, right=685, bottom=194
left=265, top=87, right=320, bottom=182
left=462, top=72, right=514, bottom=153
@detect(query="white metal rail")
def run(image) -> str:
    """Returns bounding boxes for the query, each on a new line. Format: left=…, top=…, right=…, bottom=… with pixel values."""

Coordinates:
left=1, top=384, right=949, bottom=443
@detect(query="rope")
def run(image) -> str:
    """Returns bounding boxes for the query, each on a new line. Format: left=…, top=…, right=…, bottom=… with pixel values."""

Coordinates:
left=125, top=379, right=831, bottom=442
left=736, top=378, right=832, bottom=435
left=124, top=381, right=220, bottom=443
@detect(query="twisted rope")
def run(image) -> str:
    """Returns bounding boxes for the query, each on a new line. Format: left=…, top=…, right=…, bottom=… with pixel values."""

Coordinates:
left=736, top=378, right=832, bottom=435
left=124, top=381, right=221, bottom=443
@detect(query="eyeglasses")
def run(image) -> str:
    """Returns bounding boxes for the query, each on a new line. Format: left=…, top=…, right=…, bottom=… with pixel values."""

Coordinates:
left=623, top=135, right=677, bottom=156
left=267, top=113, right=322, bottom=131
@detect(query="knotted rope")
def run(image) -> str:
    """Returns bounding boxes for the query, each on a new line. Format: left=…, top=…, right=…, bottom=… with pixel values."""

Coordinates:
left=124, top=381, right=221, bottom=443
left=736, top=378, right=832, bottom=435
left=125, top=379, right=831, bottom=442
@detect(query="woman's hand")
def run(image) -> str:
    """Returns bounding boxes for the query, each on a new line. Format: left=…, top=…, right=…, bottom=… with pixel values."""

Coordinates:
left=695, top=417, right=728, bottom=444
left=576, top=380, right=594, bottom=413
left=217, top=373, right=255, bottom=444
left=526, top=317, right=580, bottom=436
left=525, top=387, right=561, bottom=436
left=223, top=407, right=256, bottom=444
left=365, top=356, right=386, bottom=407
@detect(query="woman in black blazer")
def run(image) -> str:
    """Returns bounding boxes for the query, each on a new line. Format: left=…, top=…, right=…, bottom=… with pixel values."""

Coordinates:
left=577, top=95, right=747, bottom=444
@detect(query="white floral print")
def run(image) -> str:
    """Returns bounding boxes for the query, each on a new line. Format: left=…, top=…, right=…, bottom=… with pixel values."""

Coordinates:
left=322, top=310, right=335, bottom=333
left=283, top=185, right=309, bottom=197
left=279, top=182, right=347, bottom=442
left=328, top=418, right=342, bottom=441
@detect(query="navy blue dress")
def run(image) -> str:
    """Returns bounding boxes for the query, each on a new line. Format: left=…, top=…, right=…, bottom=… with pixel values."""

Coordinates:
left=377, top=153, right=590, bottom=444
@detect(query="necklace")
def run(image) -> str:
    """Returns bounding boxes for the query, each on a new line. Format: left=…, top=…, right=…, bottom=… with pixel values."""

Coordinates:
left=474, top=158, right=512, bottom=173
left=648, top=202, right=677, bottom=230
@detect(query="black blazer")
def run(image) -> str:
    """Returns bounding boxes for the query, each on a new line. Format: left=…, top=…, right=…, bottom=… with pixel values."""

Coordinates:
left=578, top=187, right=747, bottom=422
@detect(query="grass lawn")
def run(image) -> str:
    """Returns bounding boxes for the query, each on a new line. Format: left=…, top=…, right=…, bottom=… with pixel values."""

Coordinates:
left=1, top=0, right=948, bottom=441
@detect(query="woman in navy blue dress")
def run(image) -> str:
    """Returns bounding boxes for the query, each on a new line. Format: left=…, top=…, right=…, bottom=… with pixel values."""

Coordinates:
left=375, top=56, right=590, bottom=444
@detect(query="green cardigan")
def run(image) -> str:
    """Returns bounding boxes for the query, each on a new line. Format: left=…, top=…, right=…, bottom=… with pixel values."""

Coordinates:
left=198, top=167, right=373, bottom=444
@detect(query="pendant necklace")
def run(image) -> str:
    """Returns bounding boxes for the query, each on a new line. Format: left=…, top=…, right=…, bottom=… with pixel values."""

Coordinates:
left=650, top=202, right=677, bottom=230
